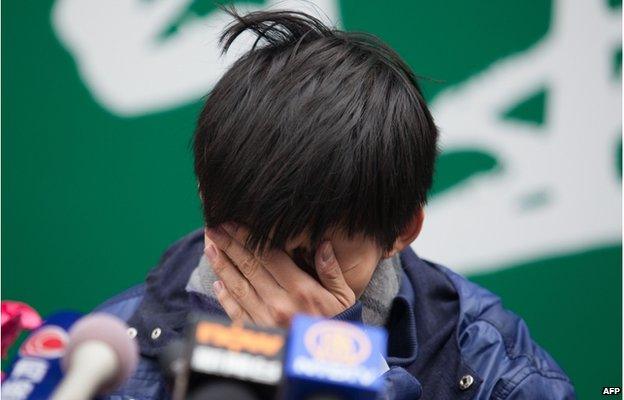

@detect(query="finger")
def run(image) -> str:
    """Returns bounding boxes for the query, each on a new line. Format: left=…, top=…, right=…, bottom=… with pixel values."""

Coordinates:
left=220, top=222, right=324, bottom=293
left=257, top=246, right=325, bottom=293
left=206, top=224, right=285, bottom=297
left=204, top=237, right=274, bottom=325
left=315, top=241, right=355, bottom=308
left=213, top=280, right=251, bottom=324
left=225, top=223, right=340, bottom=299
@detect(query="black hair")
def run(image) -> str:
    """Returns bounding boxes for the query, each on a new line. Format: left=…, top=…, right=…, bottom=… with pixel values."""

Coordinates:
left=193, top=8, right=438, bottom=256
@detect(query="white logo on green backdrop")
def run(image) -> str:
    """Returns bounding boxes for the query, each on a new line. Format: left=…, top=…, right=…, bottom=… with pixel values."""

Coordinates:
left=51, top=0, right=340, bottom=116
left=420, top=0, right=621, bottom=274
left=51, top=0, right=621, bottom=274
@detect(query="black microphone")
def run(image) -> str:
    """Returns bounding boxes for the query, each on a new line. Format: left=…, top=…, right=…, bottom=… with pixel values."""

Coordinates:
left=186, top=381, right=259, bottom=400
left=177, top=314, right=286, bottom=400
left=159, top=339, right=190, bottom=400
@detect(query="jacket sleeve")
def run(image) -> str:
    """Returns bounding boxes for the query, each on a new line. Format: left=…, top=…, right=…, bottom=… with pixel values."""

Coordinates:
left=493, top=369, right=576, bottom=400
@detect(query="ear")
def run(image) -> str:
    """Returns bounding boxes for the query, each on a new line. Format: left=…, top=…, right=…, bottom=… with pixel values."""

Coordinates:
left=382, top=208, right=425, bottom=258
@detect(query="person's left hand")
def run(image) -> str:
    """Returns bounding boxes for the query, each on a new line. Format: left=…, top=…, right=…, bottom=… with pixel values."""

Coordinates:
left=204, top=222, right=356, bottom=328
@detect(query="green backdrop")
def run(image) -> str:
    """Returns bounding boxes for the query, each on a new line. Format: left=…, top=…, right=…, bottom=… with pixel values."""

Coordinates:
left=3, top=1, right=621, bottom=398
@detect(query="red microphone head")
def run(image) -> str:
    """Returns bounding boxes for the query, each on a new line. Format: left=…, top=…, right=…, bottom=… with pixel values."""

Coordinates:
left=62, top=312, right=139, bottom=393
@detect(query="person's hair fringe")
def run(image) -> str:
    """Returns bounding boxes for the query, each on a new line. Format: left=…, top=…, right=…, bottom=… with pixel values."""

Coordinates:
left=193, top=6, right=439, bottom=257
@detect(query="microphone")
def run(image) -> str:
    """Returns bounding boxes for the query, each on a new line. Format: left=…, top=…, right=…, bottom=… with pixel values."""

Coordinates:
left=159, top=339, right=190, bottom=400
left=282, top=314, right=388, bottom=400
left=180, top=314, right=286, bottom=400
left=1, top=311, right=82, bottom=400
left=186, top=381, right=259, bottom=400
left=50, top=312, right=139, bottom=400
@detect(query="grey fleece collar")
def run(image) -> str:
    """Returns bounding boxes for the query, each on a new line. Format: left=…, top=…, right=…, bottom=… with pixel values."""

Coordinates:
left=186, top=252, right=403, bottom=327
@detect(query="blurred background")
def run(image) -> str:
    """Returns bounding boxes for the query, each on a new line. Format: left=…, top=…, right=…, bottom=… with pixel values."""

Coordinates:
left=2, top=0, right=621, bottom=398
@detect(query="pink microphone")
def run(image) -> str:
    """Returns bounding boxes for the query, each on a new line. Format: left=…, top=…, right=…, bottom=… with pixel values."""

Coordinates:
left=51, top=313, right=139, bottom=400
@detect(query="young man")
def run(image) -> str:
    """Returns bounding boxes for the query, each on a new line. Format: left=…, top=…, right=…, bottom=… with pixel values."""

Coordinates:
left=96, top=9, right=575, bottom=399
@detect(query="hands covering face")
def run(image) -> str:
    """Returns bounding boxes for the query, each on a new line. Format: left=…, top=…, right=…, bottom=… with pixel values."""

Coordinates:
left=204, top=223, right=356, bottom=328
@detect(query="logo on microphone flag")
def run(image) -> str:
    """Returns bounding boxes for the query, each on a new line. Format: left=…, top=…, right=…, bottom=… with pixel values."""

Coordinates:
left=303, top=320, right=373, bottom=366
left=2, top=312, right=82, bottom=400
left=285, top=314, right=387, bottom=400
left=19, top=326, right=69, bottom=359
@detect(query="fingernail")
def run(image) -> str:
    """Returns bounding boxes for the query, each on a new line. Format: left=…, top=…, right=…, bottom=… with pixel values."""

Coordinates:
left=213, top=280, right=223, bottom=294
left=205, top=244, right=217, bottom=261
left=321, top=242, right=333, bottom=263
